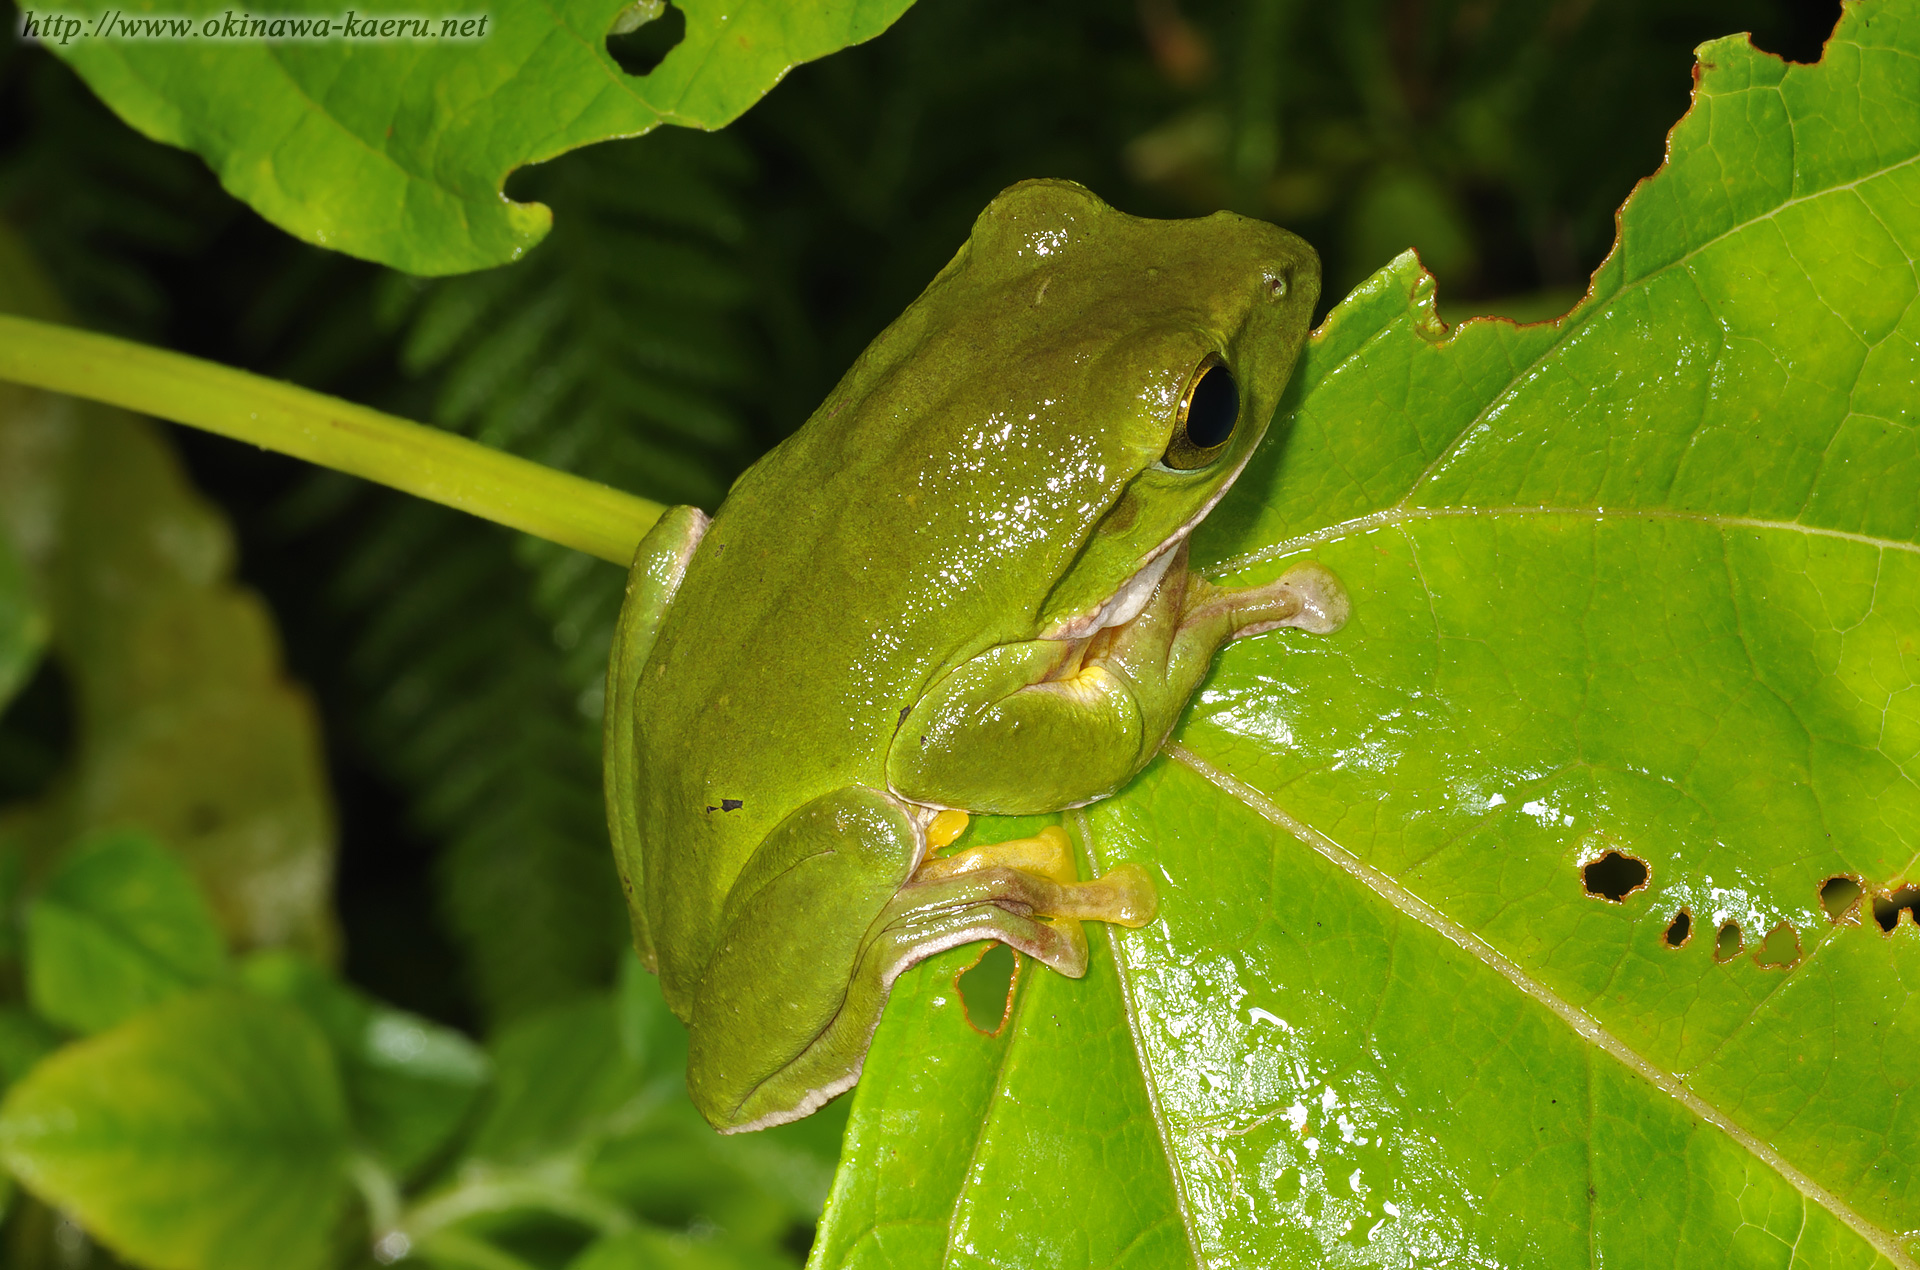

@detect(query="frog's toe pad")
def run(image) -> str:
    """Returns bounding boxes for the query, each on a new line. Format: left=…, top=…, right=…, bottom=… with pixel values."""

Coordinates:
left=1048, top=862, right=1159, bottom=928
left=1237, top=561, right=1349, bottom=637
left=1091, top=862, right=1159, bottom=927
left=1276, top=561, right=1349, bottom=634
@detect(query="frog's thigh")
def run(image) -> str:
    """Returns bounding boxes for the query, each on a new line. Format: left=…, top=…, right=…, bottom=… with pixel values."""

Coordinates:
left=889, top=640, right=1145, bottom=814
left=694, top=855, right=1093, bottom=1134
left=686, top=785, right=921, bottom=1132
left=688, top=791, right=1113, bottom=1133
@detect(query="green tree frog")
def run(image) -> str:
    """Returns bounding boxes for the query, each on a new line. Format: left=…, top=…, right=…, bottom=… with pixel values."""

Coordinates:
left=604, top=180, right=1345, bottom=1133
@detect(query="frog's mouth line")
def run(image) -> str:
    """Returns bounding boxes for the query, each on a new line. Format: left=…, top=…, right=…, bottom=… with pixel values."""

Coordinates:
left=1056, top=541, right=1182, bottom=639
left=1039, top=443, right=1260, bottom=642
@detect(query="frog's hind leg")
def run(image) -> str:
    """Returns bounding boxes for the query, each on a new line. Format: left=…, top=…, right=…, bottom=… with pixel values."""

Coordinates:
left=686, top=795, right=1156, bottom=1134
left=685, top=785, right=920, bottom=1132
left=706, top=863, right=1132, bottom=1134
left=912, top=818, right=1158, bottom=969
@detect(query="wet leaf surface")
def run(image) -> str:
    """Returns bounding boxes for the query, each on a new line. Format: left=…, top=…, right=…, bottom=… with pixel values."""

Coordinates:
left=816, top=8, right=1920, bottom=1267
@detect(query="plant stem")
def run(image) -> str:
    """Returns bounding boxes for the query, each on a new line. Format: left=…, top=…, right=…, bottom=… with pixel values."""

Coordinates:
left=0, top=314, right=664, bottom=565
left=397, top=1167, right=635, bottom=1244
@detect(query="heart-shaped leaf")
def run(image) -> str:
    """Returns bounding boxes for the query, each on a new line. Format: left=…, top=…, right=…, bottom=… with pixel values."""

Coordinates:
left=813, top=6, right=1920, bottom=1266
left=38, top=0, right=915, bottom=274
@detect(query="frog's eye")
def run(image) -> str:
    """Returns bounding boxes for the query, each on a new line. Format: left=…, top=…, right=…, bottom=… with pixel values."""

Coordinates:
left=1163, top=354, right=1239, bottom=470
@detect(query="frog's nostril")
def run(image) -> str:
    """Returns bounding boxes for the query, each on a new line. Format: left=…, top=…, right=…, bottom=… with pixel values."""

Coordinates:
left=1267, top=273, right=1289, bottom=299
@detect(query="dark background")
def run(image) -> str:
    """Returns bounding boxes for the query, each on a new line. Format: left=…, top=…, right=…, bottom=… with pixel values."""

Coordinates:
left=0, top=0, right=1843, bottom=1033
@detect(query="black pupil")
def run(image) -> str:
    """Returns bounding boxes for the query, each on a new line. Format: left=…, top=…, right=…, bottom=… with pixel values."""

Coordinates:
left=1185, top=366, right=1239, bottom=449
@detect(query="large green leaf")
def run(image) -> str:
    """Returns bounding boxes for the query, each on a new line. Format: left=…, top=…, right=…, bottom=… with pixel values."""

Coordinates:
left=0, top=227, right=339, bottom=961
left=41, top=0, right=916, bottom=274
left=0, top=990, right=351, bottom=1270
left=814, top=7, right=1920, bottom=1267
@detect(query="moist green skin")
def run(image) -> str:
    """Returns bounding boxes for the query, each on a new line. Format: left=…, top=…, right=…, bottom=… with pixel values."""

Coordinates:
left=604, top=179, right=1335, bottom=1132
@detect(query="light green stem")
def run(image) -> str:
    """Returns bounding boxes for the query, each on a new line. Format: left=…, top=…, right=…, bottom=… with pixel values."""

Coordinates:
left=398, top=1171, right=635, bottom=1244
left=0, top=313, right=664, bottom=565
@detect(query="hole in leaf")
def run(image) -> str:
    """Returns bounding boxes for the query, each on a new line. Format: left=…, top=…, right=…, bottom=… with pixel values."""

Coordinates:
left=1663, top=909, right=1692, bottom=948
left=1713, top=920, right=1743, bottom=963
left=1819, top=875, right=1864, bottom=925
left=957, top=942, right=1018, bottom=1036
left=606, top=0, right=684, bottom=75
left=1581, top=850, right=1649, bottom=902
left=1755, top=921, right=1800, bottom=968
left=1871, top=885, right=1919, bottom=933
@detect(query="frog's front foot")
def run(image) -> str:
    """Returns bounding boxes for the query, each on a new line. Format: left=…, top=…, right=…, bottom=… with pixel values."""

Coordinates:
left=1225, top=560, right=1350, bottom=637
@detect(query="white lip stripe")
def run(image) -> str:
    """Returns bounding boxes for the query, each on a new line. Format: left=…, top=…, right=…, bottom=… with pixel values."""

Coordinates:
left=1043, top=439, right=1265, bottom=640
left=1092, top=546, right=1180, bottom=631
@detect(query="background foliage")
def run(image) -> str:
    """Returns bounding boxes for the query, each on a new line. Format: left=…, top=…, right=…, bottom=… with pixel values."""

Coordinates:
left=0, top=0, right=1867, bottom=1266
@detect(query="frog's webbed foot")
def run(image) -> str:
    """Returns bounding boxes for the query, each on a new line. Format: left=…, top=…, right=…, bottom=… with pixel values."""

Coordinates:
left=904, top=818, right=1157, bottom=977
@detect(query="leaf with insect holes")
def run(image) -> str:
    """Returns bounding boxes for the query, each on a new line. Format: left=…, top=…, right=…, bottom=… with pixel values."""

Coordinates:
left=812, top=5, right=1920, bottom=1267
left=40, top=0, right=916, bottom=274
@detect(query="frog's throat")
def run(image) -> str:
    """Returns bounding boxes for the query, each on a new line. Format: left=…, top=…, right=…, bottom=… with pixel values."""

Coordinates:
left=1039, top=443, right=1259, bottom=642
